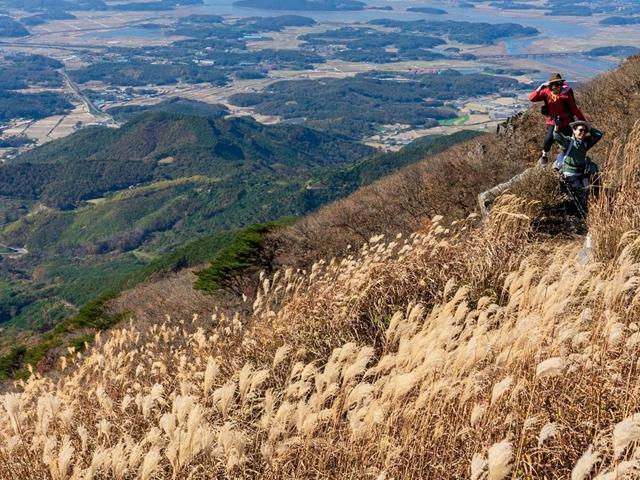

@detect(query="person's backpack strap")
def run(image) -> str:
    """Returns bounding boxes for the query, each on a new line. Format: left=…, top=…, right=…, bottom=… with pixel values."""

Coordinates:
left=555, top=138, right=574, bottom=170
left=541, top=95, right=549, bottom=116
left=565, top=138, right=574, bottom=156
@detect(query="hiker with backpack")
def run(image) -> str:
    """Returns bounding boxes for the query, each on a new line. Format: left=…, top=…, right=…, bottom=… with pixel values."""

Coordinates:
left=553, top=118, right=603, bottom=212
left=529, top=73, right=586, bottom=165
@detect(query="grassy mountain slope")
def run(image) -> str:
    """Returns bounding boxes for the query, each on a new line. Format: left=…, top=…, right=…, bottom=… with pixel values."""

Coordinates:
left=268, top=54, right=640, bottom=264
left=2, top=55, right=640, bottom=478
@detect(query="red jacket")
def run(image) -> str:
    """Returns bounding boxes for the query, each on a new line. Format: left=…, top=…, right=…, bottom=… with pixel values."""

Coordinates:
left=528, top=83, right=586, bottom=128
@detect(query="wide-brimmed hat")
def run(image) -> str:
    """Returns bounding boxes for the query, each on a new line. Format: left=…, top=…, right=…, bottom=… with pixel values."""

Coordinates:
left=548, top=73, right=564, bottom=84
left=570, top=120, right=591, bottom=130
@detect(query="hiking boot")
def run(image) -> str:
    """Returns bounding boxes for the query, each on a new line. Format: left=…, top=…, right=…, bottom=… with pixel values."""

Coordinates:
left=478, top=191, right=492, bottom=217
left=538, top=153, right=549, bottom=166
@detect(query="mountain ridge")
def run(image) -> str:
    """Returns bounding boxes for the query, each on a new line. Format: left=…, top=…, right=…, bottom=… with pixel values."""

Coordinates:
left=2, top=111, right=373, bottom=208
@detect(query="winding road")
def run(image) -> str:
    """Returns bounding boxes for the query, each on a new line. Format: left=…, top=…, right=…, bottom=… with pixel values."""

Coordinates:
left=61, top=68, right=111, bottom=121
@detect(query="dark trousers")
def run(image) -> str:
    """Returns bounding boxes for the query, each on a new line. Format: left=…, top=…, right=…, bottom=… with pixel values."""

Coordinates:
left=543, top=124, right=572, bottom=152
left=564, top=167, right=601, bottom=214
left=563, top=174, right=590, bottom=213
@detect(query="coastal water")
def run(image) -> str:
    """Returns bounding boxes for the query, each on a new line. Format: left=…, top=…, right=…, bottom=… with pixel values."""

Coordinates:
left=199, top=0, right=588, bottom=39
left=83, top=0, right=618, bottom=80
left=196, top=0, right=618, bottom=80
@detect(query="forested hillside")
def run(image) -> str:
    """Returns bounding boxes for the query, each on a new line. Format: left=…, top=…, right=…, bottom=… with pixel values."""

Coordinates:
left=229, top=70, right=520, bottom=138
left=1, top=112, right=373, bottom=208
left=0, top=111, right=374, bottom=339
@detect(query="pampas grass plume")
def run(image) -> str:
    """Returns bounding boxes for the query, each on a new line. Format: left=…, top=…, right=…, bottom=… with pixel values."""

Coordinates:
left=139, top=448, right=161, bottom=480
left=471, top=453, right=488, bottom=480
left=536, top=357, right=565, bottom=378
left=537, top=422, right=557, bottom=447
left=490, top=376, right=512, bottom=406
left=203, top=357, right=219, bottom=396
left=3, top=393, right=21, bottom=434
left=471, top=404, right=487, bottom=427
left=571, top=446, right=599, bottom=480
left=57, top=437, right=74, bottom=479
left=487, top=439, right=513, bottom=480
left=273, top=345, right=291, bottom=368
left=613, top=413, right=640, bottom=459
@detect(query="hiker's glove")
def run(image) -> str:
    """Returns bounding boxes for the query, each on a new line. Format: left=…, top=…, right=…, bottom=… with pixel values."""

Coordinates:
left=553, top=116, right=562, bottom=127
left=537, top=82, right=547, bottom=91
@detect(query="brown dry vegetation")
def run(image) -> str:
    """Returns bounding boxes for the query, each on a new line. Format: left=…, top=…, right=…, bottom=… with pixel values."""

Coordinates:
left=270, top=127, right=530, bottom=266
left=2, top=57, right=640, bottom=479
left=106, top=269, right=222, bottom=326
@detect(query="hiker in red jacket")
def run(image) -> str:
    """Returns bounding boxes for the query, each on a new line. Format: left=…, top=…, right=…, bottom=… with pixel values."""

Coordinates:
left=529, top=73, right=586, bottom=165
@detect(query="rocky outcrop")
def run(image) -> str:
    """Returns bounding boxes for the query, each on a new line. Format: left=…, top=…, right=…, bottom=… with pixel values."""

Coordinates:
left=477, top=165, right=541, bottom=217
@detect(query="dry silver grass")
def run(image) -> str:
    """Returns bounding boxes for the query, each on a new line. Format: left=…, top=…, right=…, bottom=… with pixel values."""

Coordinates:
left=613, top=413, right=640, bottom=459
left=590, top=120, right=640, bottom=262
left=487, top=439, right=513, bottom=480
left=572, top=446, right=599, bottom=480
